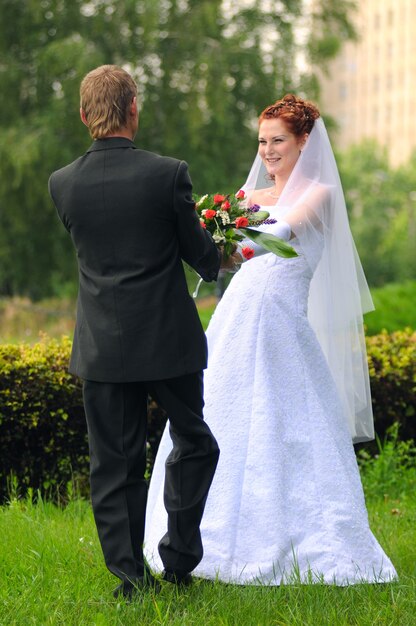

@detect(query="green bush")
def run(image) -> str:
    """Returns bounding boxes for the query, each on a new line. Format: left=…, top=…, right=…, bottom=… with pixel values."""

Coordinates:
left=0, top=329, right=414, bottom=503
left=0, top=337, right=87, bottom=502
left=0, top=337, right=167, bottom=503
left=366, top=328, right=415, bottom=442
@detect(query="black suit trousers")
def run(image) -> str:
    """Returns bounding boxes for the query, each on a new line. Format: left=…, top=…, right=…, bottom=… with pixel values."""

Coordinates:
left=82, top=371, right=219, bottom=583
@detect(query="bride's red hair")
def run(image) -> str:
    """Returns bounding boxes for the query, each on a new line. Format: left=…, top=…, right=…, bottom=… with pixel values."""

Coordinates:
left=259, top=94, right=320, bottom=137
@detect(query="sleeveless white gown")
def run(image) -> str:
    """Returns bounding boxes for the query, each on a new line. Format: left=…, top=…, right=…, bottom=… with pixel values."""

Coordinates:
left=144, top=229, right=397, bottom=585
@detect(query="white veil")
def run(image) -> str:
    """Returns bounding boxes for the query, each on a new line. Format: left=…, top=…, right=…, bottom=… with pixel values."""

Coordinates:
left=241, top=118, right=375, bottom=443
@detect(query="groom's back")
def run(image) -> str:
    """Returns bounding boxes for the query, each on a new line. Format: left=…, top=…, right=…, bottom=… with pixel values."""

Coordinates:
left=49, top=139, right=208, bottom=383
left=55, top=140, right=180, bottom=275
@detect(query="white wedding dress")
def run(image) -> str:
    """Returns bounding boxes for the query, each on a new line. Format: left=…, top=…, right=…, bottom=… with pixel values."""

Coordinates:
left=144, top=230, right=397, bottom=585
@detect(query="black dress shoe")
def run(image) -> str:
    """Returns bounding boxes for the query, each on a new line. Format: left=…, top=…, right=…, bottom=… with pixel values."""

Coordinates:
left=162, top=569, right=193, bottom=586
left=113, top=573, right=161, bottom=600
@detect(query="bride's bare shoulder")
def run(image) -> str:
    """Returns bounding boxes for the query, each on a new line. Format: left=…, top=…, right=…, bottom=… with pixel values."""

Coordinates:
left=247, top=188, right=274, bottom=204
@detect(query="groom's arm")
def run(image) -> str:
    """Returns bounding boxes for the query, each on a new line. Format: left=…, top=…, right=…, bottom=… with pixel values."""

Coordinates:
left=48, top=171, right=72, bottom=233
left=173, top=161, right=221, bottom=282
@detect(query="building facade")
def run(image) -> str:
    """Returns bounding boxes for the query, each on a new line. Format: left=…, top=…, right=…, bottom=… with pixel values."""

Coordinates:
left=318, top=0, right=416, bottom=166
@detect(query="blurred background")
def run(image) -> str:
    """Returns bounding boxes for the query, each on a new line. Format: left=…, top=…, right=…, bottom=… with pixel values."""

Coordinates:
left=0, top=0, right=415, bottom=341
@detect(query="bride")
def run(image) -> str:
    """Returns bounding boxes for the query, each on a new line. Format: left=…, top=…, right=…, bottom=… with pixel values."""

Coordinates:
left=144, top=95, right=397, bottom=585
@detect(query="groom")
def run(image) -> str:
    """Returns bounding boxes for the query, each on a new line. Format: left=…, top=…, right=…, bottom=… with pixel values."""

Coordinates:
left=49, top=65, right=231, bottom=599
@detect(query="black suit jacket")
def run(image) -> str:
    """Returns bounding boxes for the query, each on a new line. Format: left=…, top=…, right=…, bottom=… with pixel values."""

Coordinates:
left=49, top=137, right=220, bottom=382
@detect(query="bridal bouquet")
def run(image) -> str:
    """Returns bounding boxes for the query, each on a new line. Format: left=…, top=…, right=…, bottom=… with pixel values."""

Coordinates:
left=195, top=190, right=298, bottom=260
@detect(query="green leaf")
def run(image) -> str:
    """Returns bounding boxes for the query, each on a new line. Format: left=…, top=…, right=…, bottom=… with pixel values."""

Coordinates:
left=243, top=228, right=299, bottom=258
left=248, top=210, right=270, bottom=223
left=224, top=240, right=235, bottom=258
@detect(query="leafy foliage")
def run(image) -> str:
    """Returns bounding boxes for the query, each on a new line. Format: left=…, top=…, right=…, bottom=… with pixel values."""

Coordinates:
left=0, top=0, right=356, bottom=299
left=338, top=143, right=416, bottom=287
left=0, top=337, right=167, bottom=503
left=0, top=337, right=87, bottom=501
left=366, top=329, right=416, bottom=444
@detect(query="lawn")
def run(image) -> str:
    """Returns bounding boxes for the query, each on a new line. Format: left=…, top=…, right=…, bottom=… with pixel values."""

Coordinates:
left=1, top=448, right=415, bottom=626
left=364, top=281, right=416, bottom=336
left=0, top=281, right=415, bottom=624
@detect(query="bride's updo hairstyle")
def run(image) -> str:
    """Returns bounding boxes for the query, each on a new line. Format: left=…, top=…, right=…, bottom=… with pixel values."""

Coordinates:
left=259, top=94, right=320, bottom=137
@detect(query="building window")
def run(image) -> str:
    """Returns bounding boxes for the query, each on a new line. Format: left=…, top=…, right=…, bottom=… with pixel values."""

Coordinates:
left=339, top=83, right=348, bottom=100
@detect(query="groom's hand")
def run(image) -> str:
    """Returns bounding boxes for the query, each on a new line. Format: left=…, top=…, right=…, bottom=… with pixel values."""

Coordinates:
left=220, top=249, right=243, bottom=273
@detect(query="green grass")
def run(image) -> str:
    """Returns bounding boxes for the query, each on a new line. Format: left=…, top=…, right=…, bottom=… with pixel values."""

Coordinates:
left=0, top=495, right=413, bottom=625
left=364, top=280, right=416, bottom=335
left=1, top=449, right=415, bottom=626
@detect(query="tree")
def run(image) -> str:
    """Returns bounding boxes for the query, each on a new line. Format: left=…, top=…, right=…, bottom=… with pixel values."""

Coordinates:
left=0, top=0, right=357, bottom=298
left=337, top=141, right=416, bottom=286
left=382, top=154, right=416, bottom=284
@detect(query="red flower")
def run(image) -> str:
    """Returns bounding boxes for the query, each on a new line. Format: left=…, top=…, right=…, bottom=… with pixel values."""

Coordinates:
left=235, top=190, right=245, bottom=200
left=242, top=246, right=254, bottom=260
left=200, top=220, right=207, bottom=229
left=205, top=209, right=217, bottom=219
left=213, top=194, right=226, bottom=204
left=221, top=200, right=231, bottom=210
left=235, top=216, right=249, bottom=228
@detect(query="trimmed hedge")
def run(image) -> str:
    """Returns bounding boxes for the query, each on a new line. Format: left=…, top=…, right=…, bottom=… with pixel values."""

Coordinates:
left=0, top=336, right=167, bottom=503
left=366, top=328, right=415, bottom=442
left=0, top=330, right=415, bottom=503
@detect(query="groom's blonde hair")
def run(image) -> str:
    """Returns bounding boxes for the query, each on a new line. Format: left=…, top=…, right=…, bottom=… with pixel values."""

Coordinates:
left=80, top=65, right=137, bottom=139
